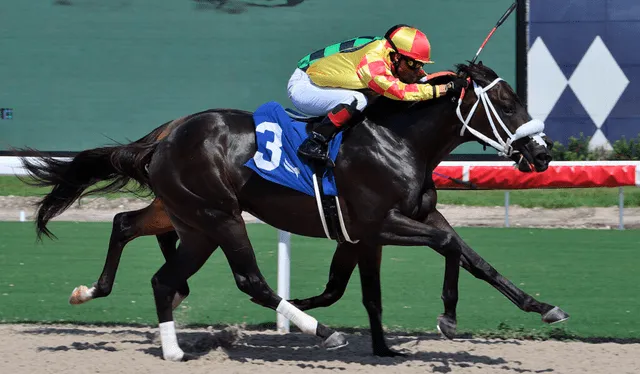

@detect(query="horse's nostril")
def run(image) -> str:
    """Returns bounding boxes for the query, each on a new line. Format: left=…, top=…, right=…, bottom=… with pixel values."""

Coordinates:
left=536, top=152, right=552, bottom=163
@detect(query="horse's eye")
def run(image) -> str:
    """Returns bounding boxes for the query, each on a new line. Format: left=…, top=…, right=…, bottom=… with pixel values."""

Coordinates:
left=503, top=106, right=515, bottom=116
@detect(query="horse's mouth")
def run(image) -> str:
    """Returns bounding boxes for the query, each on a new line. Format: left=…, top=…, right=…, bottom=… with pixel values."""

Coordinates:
left=512, top=142, right=552, bottom=173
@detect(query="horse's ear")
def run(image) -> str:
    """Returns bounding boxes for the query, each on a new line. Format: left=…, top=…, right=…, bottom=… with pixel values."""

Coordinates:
left=478, top=60, right=484, bottom=66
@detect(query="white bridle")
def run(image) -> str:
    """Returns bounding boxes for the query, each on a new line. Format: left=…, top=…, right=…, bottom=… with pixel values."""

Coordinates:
left=455, top=77, right=546, bottom=157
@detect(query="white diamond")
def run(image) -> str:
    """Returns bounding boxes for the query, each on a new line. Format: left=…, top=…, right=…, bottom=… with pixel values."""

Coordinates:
left=527, top=37, right=568, bottom=121
left=589, top=129, right=612, bottom=150
left=569, top=36, right=629, bottom=128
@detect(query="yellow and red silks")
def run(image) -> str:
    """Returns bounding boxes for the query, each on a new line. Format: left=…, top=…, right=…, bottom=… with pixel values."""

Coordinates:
left=305, top=39, right=443, bottom=101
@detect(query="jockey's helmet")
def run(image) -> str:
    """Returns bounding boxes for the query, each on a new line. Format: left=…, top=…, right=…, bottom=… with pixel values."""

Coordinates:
left=384, top=24, right=434, bottom=64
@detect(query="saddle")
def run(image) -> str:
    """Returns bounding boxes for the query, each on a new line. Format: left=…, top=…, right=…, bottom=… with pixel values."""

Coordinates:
left=285, top=108, right=357, bottom=245
left=284, top=107, right=321, bottom=122
left=246, top=102, right=357, bottom=244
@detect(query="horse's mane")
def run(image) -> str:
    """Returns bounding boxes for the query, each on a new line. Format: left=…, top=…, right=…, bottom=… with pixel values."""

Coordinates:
left=457, top=62, right=522, bottom=106
left=455, top=62, right=499, bottom=84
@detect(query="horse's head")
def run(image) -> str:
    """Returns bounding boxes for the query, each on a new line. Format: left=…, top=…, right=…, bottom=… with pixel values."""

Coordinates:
left=455, top=62, right=551, bottom=172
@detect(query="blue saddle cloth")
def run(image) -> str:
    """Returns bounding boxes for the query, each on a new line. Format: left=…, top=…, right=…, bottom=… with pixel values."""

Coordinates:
left=244, top=101, right=342, bottom=197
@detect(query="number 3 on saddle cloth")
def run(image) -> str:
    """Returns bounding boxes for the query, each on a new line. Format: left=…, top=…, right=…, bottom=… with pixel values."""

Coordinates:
left=244, top=101, right=357, bottom=244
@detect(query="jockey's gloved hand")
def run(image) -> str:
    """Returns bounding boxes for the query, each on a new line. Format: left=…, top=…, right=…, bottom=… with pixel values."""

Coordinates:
left=445, top=78, right=469, bottom=96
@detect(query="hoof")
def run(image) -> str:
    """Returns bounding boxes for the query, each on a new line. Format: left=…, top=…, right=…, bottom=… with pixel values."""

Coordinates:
left=69, top=285, right=93, bottom=305
left=542, top=306, right=570, bottom=324
left=162, top=348, right=185, bottom=362
left=437, top=314, right=457, bottom=340
left=322, top=332, right=348, bottom=350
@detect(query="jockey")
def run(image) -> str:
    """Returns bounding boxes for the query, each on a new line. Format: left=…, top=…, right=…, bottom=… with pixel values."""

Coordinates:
left=289, top=24, right=468, bottom=164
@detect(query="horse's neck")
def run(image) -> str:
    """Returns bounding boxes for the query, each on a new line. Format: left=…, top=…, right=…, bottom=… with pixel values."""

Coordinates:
left=364, top=100, right=465, bottom=169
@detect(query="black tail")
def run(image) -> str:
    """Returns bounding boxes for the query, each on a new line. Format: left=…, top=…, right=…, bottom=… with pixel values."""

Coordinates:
left=19, top=122, right=171, bottom=240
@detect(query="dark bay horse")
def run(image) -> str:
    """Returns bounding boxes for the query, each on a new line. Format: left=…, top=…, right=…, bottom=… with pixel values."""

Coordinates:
left=21, top=62, right=568, bottom=361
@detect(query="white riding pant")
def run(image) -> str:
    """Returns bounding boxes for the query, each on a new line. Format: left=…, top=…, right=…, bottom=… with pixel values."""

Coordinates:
left=287, top=68, right=368, bottom=117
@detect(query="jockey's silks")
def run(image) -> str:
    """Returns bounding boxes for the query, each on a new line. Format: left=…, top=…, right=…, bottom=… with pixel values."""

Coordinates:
left=298, top=38, right=441, bottom=101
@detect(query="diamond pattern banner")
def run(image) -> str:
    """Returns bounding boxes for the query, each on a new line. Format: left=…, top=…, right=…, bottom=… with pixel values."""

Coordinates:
left=528, top=0, right=639, bottom=150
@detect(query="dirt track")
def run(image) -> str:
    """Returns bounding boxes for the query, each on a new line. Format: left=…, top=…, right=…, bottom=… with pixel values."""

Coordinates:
left=1, top=324, right=638, bottom=374
left=2, top=196, right=640, bottom=229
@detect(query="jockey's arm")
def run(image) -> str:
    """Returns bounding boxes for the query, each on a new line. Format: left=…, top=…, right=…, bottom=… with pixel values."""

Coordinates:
left=420, top=70, right=458, bottom=83
left=357, top=55, right=447, bottom=101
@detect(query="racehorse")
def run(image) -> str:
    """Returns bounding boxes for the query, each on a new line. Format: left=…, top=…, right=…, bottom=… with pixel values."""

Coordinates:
left=20, top=62, right=568, bottom=361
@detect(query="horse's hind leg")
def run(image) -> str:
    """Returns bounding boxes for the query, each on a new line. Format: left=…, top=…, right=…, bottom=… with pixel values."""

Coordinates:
left=216, top=216, right=347, bottom=348
left=69, top=198, right=177, bottom=305
left=153, top=214, right=347, bottom=361
left=155, top=231, right=190, bottom=309
left=286, top=241, right=402, bottom=357
left=288, top=242, right=402, bottom=357
left=150, top=229, right=218, bottom=361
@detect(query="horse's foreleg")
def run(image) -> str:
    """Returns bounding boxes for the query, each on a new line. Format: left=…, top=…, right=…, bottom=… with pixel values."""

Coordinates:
left=69, top=198, right=174, bottom=305
left=283, top=240, right=403, bottom=357
left=358, top=244, right=406, bottom=357
left=438, top=245, right=461, bottom=339
left=458, top=241, right=569, bottom=322
left=288, top=242, right=360, bottom=311
left=379, top=209, right=463, bottom=337
left=216, top=215, right=347, bottom=350
left=425, top=210, right=570, bottom=325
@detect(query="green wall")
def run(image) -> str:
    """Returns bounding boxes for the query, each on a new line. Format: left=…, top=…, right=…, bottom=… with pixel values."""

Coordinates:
left=0, top=0, right=516, bottom=153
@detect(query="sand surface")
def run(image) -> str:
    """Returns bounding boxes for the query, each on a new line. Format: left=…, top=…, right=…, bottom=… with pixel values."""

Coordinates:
left=1, top=324, right=638, bottom=374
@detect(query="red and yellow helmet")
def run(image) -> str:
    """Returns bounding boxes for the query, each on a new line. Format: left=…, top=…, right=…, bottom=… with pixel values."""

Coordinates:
left=385, top=25, right=434, bottom=64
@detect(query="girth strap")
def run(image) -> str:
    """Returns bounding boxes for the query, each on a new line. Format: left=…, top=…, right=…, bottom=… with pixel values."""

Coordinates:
left=312, top=172, right=358, bottom=244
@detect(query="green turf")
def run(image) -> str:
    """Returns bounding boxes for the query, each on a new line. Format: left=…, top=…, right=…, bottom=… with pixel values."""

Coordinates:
left=3, top=175, right=639, bottom=207
left=1, top=222, right=639, bottom=339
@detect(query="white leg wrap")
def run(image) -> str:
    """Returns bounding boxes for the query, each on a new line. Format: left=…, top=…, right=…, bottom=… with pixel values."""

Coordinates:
left=159, top=321, right=184, bottom=362
left=276, top=300, right=318, bottom=335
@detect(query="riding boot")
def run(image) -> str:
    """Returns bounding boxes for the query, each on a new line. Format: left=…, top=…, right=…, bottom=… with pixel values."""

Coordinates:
left=297, top=101, right=358, bottom=166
